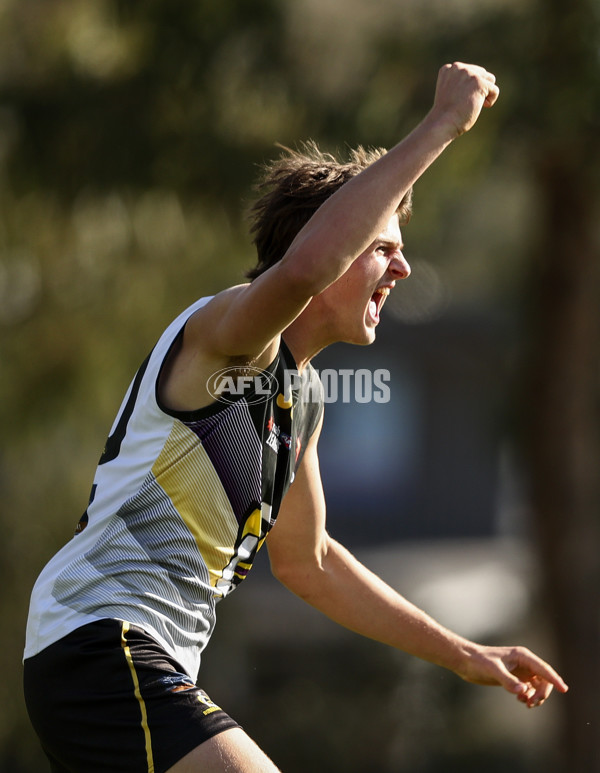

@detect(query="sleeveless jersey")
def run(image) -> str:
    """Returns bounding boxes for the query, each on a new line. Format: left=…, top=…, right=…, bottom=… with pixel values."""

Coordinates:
left=24, top=297, right=323, bottom=680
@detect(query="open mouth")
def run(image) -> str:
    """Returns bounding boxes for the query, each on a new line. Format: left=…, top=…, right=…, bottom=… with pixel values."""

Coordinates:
left=368, top=287, right=390, bottom=324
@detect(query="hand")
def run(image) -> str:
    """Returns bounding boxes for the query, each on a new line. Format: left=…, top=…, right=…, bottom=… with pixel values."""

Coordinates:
left=455, top=642, right=569, bottom=708
left=428, top=62, right=500, bottom=138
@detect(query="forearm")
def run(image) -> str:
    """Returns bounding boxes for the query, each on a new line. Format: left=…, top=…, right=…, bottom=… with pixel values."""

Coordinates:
left=278, top=534, right=472, bottom=673
left=282, top=113, right=454, bottom=293
left=276, top=534, right=569, bottom=705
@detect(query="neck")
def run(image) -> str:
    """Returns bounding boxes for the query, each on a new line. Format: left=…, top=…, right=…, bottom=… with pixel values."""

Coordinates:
left=282, top=312, right=336, bottom=373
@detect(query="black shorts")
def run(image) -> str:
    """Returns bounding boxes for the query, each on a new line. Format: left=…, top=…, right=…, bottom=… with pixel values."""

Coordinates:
left=23, top=619, right=240, bottom=773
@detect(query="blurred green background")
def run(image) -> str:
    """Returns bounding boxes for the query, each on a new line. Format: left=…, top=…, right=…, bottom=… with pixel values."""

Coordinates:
left=1, top=0, right=599, bottom=771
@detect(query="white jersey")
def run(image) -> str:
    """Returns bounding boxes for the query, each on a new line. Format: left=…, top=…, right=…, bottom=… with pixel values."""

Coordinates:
left=25, top=297, right=323, bottom=680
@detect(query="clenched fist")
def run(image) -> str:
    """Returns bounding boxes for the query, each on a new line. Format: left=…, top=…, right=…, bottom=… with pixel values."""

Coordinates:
left=428, top=62, right=500, bottom=138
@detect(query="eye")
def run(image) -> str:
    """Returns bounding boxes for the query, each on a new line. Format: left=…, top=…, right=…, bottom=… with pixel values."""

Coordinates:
left=376, top=244, right=400, bottom=260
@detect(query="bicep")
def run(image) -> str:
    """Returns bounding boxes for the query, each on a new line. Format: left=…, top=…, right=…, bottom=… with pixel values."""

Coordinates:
left=189, top=259, right=315, bottom=360
left=267, top=415, right=328, bottom=585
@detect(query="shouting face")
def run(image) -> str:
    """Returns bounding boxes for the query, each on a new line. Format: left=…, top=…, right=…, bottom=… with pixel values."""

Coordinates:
left=315, top=214, right=411, bottom=346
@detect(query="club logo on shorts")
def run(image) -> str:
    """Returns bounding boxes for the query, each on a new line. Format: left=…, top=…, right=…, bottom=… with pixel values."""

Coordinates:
left=197, top=690, right=222, bottom=716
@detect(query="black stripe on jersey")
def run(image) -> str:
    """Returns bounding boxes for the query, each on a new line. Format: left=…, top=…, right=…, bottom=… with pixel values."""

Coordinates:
left=100, top=351, right=153, bottom=466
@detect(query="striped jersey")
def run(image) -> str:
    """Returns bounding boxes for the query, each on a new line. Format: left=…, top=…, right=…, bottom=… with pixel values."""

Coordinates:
left=24, top=297, right=323, bottom=680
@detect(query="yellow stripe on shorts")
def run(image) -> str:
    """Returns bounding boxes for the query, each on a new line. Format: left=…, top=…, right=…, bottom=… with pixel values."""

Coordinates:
left=121, top=621, right=155, bottom=773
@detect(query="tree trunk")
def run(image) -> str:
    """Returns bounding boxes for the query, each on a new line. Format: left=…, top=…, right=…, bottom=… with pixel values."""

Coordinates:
left=524, top=149, right=600, bottom=770
left=522, top=2, right=600, bottom=767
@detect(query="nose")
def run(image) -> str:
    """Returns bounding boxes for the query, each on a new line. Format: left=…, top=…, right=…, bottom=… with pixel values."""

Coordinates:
left=389, top=253, right=411, bottom=280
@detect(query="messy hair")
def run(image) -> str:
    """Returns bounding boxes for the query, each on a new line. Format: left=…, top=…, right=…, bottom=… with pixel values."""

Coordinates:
left=246, top=141, right=413, bottom=280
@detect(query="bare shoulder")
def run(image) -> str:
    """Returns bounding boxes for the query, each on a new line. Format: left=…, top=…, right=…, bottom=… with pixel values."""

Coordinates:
left=185, top=283, right=283, bottom=364
left=186, top=258, right=315, bottom=361
left=158, top=285, right=280, bottom=414
left=160, top=246, right=319, bottom=413
left=186, top=283, right=250, bottom=347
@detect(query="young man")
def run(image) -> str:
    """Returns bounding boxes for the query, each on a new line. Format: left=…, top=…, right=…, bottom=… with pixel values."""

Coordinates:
left=24, top=63, right=568, bottom=773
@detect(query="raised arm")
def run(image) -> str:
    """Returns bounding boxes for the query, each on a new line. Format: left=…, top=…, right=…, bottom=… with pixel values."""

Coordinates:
left=159, top=63, right=499, bottom=413
left=183, top=63, right=500, bottom=362
left=268, top=424, right=568, bottom=709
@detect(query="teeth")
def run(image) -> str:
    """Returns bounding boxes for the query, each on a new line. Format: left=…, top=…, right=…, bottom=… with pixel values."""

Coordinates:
left=376, top=287, right=390, bottom=296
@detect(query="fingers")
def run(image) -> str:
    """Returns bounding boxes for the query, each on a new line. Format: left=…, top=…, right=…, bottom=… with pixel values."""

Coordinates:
left=518, top=676, right=555, bottom=709
left=447, top=62, right=499, bottom=107
left=432, top=62, right=499, bottom=136
left=514, top=675, right=555, bottom=709
left=514, top=647, right=569, bottom=694
left=463, top=643, right=569, bottom=709
left=492, top=657, right=532, bottom=697
left=483, top=82, right=500, bottom=108
left=499, top=647, right=569, bottom=709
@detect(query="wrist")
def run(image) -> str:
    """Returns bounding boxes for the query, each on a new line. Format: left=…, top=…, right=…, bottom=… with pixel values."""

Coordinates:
left=442, top=636, right=481, bottom=676
left=418, top=109, right=463, bottom=145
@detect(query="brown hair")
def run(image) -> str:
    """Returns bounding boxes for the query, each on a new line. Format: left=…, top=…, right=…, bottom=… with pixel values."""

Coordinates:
left=246, top=141, right=413, bottom=280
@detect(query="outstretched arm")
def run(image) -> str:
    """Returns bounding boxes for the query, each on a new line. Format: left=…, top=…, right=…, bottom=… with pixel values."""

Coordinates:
left=268, top=424, right=568, bottom=709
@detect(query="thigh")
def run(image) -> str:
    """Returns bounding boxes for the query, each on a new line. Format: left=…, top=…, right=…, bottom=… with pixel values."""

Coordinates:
left=166, top=728, right=281, bottom=773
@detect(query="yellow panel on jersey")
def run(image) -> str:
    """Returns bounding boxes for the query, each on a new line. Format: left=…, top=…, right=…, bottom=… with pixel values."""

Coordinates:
left=152, top=421, right=239, bottom=589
